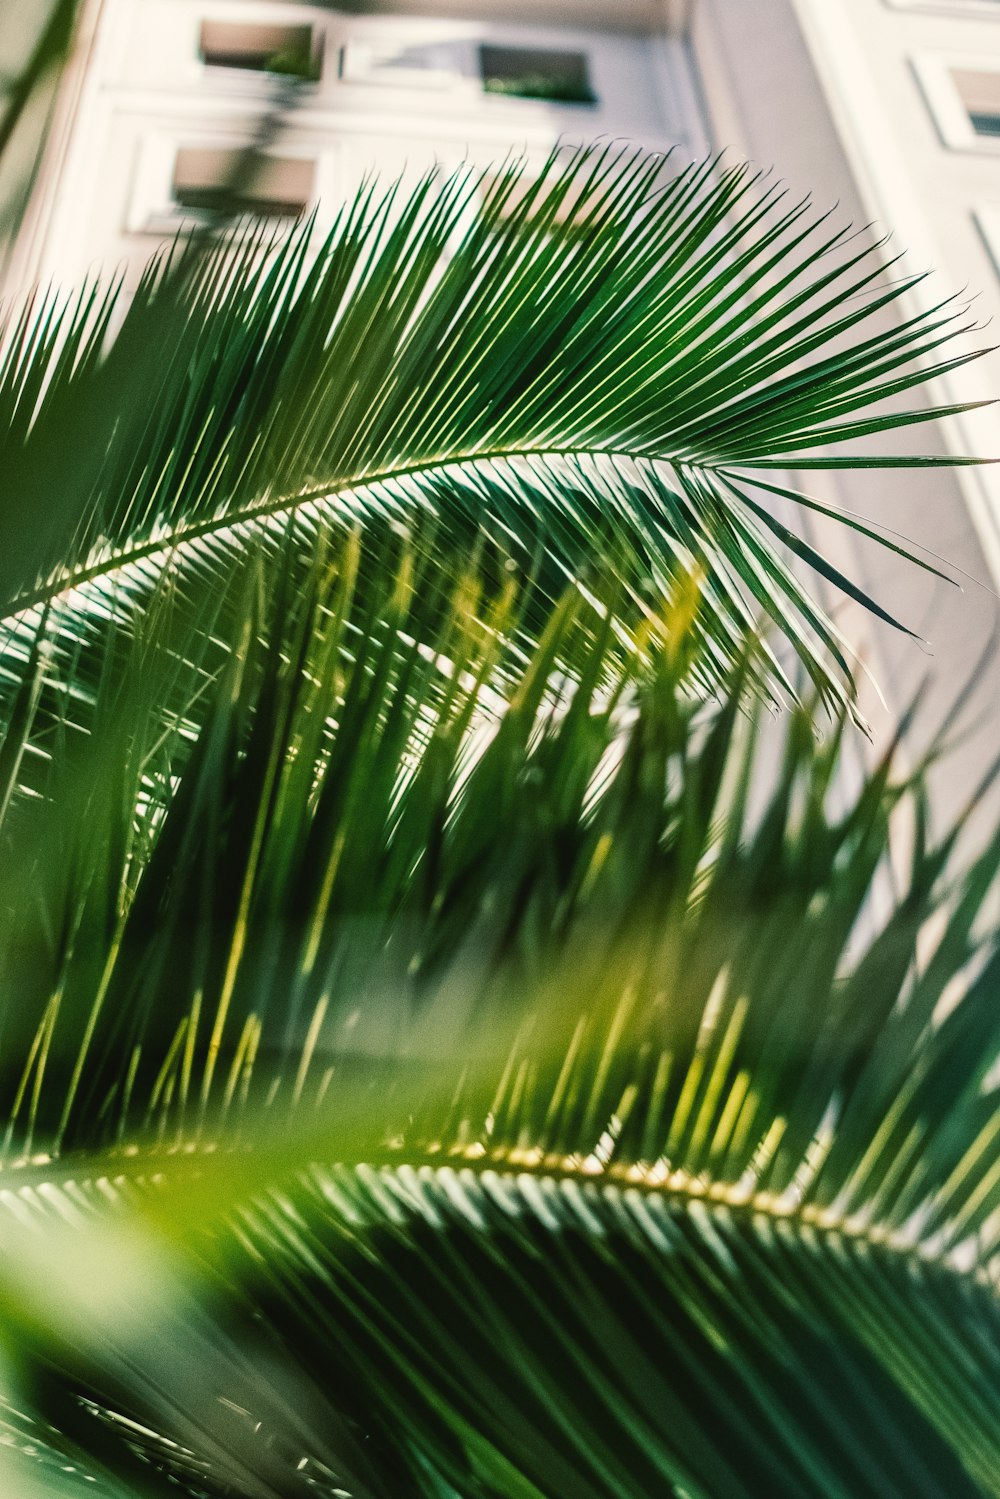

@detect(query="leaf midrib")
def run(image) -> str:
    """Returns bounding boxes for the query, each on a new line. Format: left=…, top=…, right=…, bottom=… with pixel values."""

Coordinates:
left=5, top=1138, right=995, bottom=1290
left=5, top=444, right=686, bottom=619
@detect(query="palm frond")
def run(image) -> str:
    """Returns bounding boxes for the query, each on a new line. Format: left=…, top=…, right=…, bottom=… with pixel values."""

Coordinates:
left=0, top=533, right=997, bottom=1496
left=0, top=144, right=986, bottom=732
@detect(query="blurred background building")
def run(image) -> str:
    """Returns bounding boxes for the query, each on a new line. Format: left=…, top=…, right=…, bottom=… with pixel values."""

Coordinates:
left=5, top=0, right=1000, bottom=825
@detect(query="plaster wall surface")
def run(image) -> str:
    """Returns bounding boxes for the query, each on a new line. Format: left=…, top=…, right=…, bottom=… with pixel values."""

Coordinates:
left=694, top=0, right=1000, bottom=838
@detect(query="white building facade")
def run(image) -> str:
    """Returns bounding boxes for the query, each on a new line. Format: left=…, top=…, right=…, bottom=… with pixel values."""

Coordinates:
left=696, top=0, right=1000, bottom=832
left=7, top=0, right=1000, bottom=826
left=5, top=2, right=706, bottom=294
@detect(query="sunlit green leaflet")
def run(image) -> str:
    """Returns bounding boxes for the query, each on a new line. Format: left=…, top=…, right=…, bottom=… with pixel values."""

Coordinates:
left=0, top=143, right=986, bottom=748
left=0, top=534, right=997, bottom=1496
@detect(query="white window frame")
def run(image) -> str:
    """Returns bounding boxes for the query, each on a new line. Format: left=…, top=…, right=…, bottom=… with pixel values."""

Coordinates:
left=885, top=1, right=1000, bottom=15
left=339, top=36, right=474, bottom=92
left=911, top=52, right=1000, bottom=152
left=974, top=203, right=1000, bottom=276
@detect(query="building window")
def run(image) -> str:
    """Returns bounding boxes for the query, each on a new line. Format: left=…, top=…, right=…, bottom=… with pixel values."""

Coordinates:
left=198, top=21, right=321, bottom=81
left=913, top=55, right=1000, bottom=151
left=952, top=69, right=1000, bottom=137
left=172, top=148, right=315, bottom=219
left=479, top=46, right=596, bottom=106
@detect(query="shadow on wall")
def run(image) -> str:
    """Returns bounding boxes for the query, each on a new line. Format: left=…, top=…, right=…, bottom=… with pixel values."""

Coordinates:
left=0, top=0, right=82, bottom=279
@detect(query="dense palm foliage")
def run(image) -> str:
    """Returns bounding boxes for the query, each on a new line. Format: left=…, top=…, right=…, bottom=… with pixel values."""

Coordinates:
left=0, top=146, right=998, bottom=1497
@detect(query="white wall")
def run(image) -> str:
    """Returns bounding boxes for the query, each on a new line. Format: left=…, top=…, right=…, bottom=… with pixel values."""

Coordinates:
left=791, top=0, right=1000, bottom=577
left=693, top=0, right=1000, bottom=836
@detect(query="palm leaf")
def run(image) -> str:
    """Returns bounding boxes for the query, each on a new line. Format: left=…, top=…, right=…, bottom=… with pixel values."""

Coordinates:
left=0, top=144, right=987, bottom=740
left=0, top=534, right=996, bottom=1496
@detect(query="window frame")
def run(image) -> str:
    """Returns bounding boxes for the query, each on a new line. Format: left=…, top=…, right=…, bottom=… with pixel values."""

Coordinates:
left=974, top=203, right=1000, bottom=275
left=339, top=37, right=472, bottom=92
left=170, top=145, right=317, bottom=221
left=197, top=20, right=324, bottom=84
left=884, top=0, right=1000, bottom=15
left=126, top=135, right=322, bottom=235
left=477, top=44, right=598, bottom=107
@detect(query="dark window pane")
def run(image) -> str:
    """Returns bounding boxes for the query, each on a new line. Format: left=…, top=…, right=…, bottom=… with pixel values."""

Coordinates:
left=172, top=149, right=315, bottom=219
left=199, top=22, right=320, bottom=81
left=479, top=45, right=596, bottom=106
left=971, top=111, right=1000, bottom=137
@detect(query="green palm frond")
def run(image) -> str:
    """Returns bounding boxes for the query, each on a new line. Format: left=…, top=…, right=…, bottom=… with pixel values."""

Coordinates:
left=0, top=143, right=985, bottom=738
left=0, top=532, right=997, bottom=1497
left=2, top=127, right=999, bottom=1499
